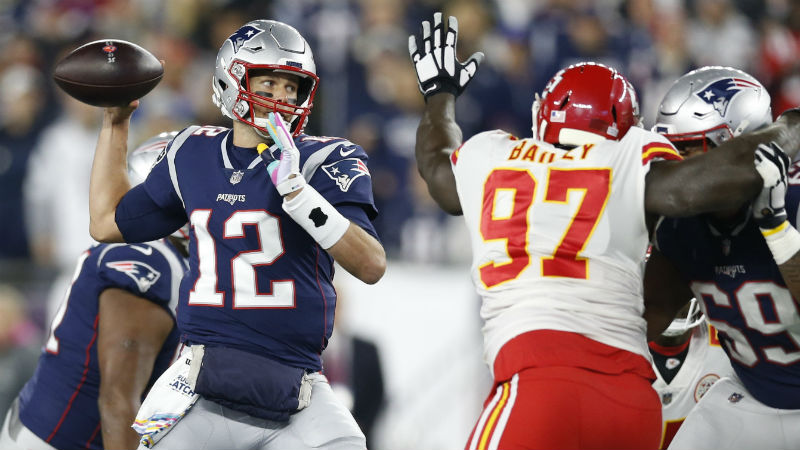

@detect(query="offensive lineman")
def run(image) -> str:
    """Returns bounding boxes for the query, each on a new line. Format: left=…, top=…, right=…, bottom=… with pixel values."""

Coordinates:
left=0, top=132, right=188, bottom=450
left=645, top=66, right=800, bottom=450
left=409, top=12, right=800, bottom=450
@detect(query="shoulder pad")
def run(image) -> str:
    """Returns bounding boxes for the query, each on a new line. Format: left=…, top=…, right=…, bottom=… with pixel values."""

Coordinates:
left=300, top=138, right=367, bottom=180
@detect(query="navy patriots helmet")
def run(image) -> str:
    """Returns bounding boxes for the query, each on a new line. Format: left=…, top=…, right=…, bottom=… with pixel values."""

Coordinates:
left=654, top=66, right=772, bottom=153
left=212, top=20, right=318, bottom=137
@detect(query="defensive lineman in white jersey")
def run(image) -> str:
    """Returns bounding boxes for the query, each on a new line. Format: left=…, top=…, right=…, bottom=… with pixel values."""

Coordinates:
left=453, top=125, right=679, bottom=371
left=410, top=11, right=800, bottom=450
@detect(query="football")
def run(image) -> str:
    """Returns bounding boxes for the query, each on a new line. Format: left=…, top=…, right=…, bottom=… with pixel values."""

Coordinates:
left=53, top=39, right=163, bottom=107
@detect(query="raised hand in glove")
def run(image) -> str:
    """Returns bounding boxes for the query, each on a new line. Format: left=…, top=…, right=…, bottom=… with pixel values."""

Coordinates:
left=258, top=112, right=306, bottom=196
left=408, top=12, right=484, bottom=100
left=753, top=142, right=791, bottom=230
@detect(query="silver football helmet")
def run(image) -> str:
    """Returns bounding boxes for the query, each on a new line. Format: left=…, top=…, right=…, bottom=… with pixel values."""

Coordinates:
left=212, top=20, right=318, bottom=137
left=127, top=131, right=189, bottom=244
left=654, top=66, right=772, bottom=152
left=662, top=297, right=706, bottom=338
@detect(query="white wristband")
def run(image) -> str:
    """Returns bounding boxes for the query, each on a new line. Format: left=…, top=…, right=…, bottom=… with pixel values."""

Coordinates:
left=760, top=221, right=800, bottom=265
left=282, top=185, right=350, bottom=249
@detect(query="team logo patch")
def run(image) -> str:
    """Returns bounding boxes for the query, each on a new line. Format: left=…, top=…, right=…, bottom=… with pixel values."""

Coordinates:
left=661, top=392, right=673, bottom=406
left=229, top=25, right=263, bottom=53
left=230, top=170, right=244, bottom=185
left=666, top=357, right=681, bottom=370
left=322, top=158, right=370, bottom=192
left=106, top=261, right=161, bottom=293
left=694, top=374, right=721, bottom=402
left=102, top=41, right=117, bottom=63
left=728, top=392, right=744, bottom=403
left=550, top=110, right=566, bottom=123
left=695, top=77, right=761, bottom=118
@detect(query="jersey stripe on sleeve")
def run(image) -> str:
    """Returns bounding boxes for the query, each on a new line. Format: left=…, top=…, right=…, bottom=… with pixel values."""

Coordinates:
left=642, top=142, right=682, bottom=165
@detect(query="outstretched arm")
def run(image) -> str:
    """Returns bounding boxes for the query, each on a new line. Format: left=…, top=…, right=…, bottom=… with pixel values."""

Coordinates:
left=89, top=101, right=138, bottom=242
left=645, top=109, right=800, bottom=217
left=408, top=12, right=483, bottom=216
left=415, top=93, right=464, bottom=215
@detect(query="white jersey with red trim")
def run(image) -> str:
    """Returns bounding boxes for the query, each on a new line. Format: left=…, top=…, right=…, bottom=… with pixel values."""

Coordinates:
left=451, top=126, right=681, bottom=374
left=651, top=324, right=734, bottom=449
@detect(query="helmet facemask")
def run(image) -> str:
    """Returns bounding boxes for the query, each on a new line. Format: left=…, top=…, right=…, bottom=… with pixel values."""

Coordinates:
left=662, top=298, right=706, bottom=338
left=224, top=62, right=317, bottom=139
left=212, top=20, right=319, bottom=138
left=660, top=123, right=733, bottom=155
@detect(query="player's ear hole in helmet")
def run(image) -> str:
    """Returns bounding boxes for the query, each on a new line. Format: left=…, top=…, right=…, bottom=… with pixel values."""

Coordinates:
left=531, top=62, right=641, bottom=148
left=212, top=20, right=318, bottom=138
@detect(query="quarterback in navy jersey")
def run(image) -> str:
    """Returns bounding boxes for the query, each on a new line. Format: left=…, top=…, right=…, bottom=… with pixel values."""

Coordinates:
left=645, top=67, right=800, bottom=449
left=0, top=133, right=189, bottom=450
left=88, top=19, right=385, bottom=450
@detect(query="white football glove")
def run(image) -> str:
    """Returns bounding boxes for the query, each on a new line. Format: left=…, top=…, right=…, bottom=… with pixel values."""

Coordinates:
left=408, top=12, right=484, bottom=100
left=753, top=142, right=790, bottom=229
left=259, top=112, right=306, bottom=196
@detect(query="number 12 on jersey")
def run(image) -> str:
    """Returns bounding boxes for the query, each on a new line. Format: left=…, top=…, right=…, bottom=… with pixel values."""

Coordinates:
left=479, top=167, right=611, bottom=287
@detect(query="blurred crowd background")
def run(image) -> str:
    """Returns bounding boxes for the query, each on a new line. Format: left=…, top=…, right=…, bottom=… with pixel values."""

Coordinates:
left=0, top=0, right=799, bottom=448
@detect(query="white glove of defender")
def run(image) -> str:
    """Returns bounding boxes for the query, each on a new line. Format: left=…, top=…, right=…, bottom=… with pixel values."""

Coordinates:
left=408, top=12, right=484, bottom=99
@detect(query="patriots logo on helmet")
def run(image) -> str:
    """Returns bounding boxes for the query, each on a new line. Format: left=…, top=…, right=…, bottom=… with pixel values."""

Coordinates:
left=106, top=261, right=161, bottom=293
left=695, top=78, right=761, bottom=118
left=229, top=25, right=264, bottom=53
left=322, top=158, right=370, bottom=192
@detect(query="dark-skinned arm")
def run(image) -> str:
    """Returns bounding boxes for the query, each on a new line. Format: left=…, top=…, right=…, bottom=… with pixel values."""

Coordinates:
left=643, top=247, right=695, bottom=341
left=409, top=13, right=483, bottom=216
left=645, top=109, right=800, bottom=217
left=414, top=93, right=464, bottom=215
left=97, top=288, right=174, bottom=450
left=775, top=255, right=800, bottom=307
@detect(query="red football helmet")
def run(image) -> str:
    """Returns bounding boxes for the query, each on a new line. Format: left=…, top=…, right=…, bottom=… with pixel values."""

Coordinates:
left=533, top=62, right=640, bottom=146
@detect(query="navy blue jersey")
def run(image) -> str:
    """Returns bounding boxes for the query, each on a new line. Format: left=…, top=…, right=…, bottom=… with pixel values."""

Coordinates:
left=655, top=179, right=800, bottom=409
left=17, top=240, right=186, bottom=450
left=124, top=126, right=378, bottom=372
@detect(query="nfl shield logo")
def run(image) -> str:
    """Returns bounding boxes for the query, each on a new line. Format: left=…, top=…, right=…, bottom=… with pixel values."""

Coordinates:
left=230, top=170, right=244, bottom=185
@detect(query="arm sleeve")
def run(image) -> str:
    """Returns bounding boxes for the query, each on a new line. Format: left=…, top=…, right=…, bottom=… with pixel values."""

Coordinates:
left=115, top=185, right=187, bottom=243
left=337, top=204, right=379, bottom=240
